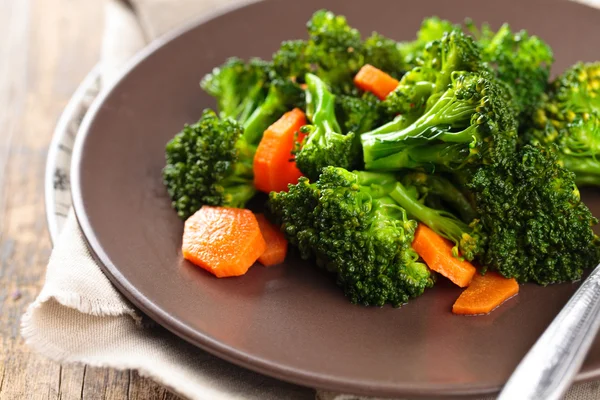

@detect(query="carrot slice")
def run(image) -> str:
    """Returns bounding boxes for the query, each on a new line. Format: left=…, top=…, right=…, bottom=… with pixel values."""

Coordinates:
left=255, top=213, right=288, bottom=266
left=253, top=108, right=307, bottom=193
left=412, top=224, right=476, bottom=287
left=353, top=64, right=399, bottom=100
left=182, top=206, right=266, bottom=277
left=452, top=272, right=519, bottom=315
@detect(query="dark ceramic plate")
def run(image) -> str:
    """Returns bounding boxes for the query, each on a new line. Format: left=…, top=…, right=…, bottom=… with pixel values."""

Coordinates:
left=72, top=0, right=600, bottom=397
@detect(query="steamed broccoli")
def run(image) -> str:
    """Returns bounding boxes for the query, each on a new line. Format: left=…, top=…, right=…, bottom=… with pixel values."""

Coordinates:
left=363, top=32, right=406, bottom=79
left=526, top=62, right=600, bottom=185
left=164, top=57, right=304, bottom=218
left=362, top=71, right=517, bottom=172
left=273, top=10, right=405, bottom=94
left=390, top=176, right=485, bottom=261
left=467, top=21, right=554, bottom=120
left=201, top=57, right=304, bottom=144
left=335, top=92, right=383, bottom=135
left=163, top=109, right=255, bottom=219
left=268, top=166, right=434, bottom=307
left=382, top=29, right=486, bottom=117
left=397, top=17, right=459, bottom=69
left=295, top=73, right=361, bottom=180
left=468, top=145, right=599, bottom=284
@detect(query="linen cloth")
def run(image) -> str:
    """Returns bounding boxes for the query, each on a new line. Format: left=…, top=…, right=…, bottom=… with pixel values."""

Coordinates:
left=21, top=1, right=600, bottom=399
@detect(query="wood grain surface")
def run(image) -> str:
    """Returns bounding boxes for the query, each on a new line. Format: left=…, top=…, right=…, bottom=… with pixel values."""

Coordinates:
left=0, top=0, right=180, bottom=398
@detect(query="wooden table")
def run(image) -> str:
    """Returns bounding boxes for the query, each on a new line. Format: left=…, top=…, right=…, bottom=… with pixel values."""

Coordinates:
left=0, top=1, right=180, bottom=398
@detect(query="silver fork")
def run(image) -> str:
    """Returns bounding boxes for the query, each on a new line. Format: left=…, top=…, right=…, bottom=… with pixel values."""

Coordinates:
left=498, top=264, right=600, bottom=400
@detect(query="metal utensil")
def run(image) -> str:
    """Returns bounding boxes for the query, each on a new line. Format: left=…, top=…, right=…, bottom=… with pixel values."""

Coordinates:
left=498, top=264, right=600, bottom=400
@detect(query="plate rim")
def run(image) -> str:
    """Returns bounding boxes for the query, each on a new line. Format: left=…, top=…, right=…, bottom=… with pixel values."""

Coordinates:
left=69, top=0, right=600, bottom=397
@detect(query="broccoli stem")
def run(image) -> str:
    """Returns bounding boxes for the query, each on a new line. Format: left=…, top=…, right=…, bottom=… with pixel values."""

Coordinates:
left=364, top=142, right=470, bottom=171
left=389, top=181, right=480, bottom=260
left=242, top=86, right=287, bottom=145
left=562, top=156, right=600, bottom=186
left=305, top=73, right=341, bottom=132
left=403, top=172, right=477, bottom=222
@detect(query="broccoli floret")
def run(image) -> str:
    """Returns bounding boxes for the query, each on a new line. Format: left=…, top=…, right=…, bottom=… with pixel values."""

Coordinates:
left=382, top=66, right=437, bottom=117
left=163, top=109, right=256, bottom=219
left=272, top=40, right=310, bottom=81
left=335, top=92, right=383, bottom=135
left=303, top=9, right=364, bottom=94
left=548, top=61, right=600, bottom=115
left=398, top=17, right=459, bottom=69
left=295, top=73, right=360, bottom=180
left=362, top=71, right=517, bottom=172
left=201, top=57, right=304, bottom=144
left=525, top=62, right=600, bottom=185
left=528, top=112, right=600, bottom=186
left=363, top=32, right=406, bottom=79
left=468, top=145, right=599, bottom=284
left=268, top=166, right=434, bottom=307
left=422, top=29, right=485, bottom=95
left=467, top=22, right=554, bottom=120
left=272, top=10, right=404, bottom=94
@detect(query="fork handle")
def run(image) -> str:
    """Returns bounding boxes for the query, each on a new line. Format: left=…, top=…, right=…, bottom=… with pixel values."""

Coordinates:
left=498, top=264, right=600, bottom=400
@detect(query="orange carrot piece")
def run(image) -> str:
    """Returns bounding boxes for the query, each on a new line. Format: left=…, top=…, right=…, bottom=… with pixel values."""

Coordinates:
left=452, top=272, right=519, bottom=315
left=412, top=224, right=476, bottom=287
left=253, top=108, right=307, bottom=193
left=353, top=64, right=399, bottom=100
left=255, top=213, right=288, bottom=266
left=182, top=206, right=266, bottom=278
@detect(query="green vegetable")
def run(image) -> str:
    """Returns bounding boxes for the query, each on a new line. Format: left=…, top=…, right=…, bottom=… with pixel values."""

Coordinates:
left=335, top=92, right=383, bottom=135
left=163, top=109, right=255, bottom=219
left=268, top=166, right=434, bottom=307
left=468, top=145, right=599, bottom=284
left=164, top=57, right=304, bottom=218
left=526, top=62, right=600, bottom=186
left=467, top=21, right=554, bottom=121
left=295, top=73, right=361, bottom=180
left=397, top=17, right=459, bottom=69
left=362, top=71, right=517, bottom=172
left=272, top=10, right=404, bottom=94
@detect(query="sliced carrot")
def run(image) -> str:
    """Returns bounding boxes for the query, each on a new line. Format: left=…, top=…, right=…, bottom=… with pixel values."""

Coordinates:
left=353, top=64, right=399, bottom=100
left=452, top=272, right=519, bottom=315
left=182, top=206, right=266, bottom=278
left=255, top=213, right=288, bottom=266
left=253, top=108, right=307, bottom=193
left=412, top=224, right=476, bottom=287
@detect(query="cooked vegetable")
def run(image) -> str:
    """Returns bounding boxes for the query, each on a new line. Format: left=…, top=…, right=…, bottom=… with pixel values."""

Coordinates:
left=295, top=73, right=361, bottom=180
left=452, top=272, right=519, bottom=315
left=268, top=166, right=434, bottom=307
left=164, top=10, right=600, bottom=312
left=363, top=32, right=406, bottom=79
left=182, top=206, right=266, bottom=277
left=467, top=21, right=554, bottom=121
left=254, top=108, right=307, bottom=193
left=335, top=92, right=383, bottom=135
left=392, top=175, right=485, bottom=261
left=397, top=17, right=459, bottom=70
left=468, top=145, right=599, bottom=285
left=362, top=70, right=517, bottom=172
left=526, top=62, right=600, bottom=186
left=412, top=224, right=477, bottom=287
left=255, top=214, right=288, bottom=266
left=353, top=64, right=400, bottom=100
left=163, top=109, right=256, bottom=219
left=272, top=10, right=405, bottom=94
left=200, top=57, right=304, bottom=144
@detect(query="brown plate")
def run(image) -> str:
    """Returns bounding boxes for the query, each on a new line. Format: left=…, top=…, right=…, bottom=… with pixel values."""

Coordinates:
left=71, top=0, right=600, bottom=397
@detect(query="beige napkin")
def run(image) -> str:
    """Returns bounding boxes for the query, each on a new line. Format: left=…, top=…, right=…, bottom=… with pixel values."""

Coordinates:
left=20, top=1, right=600, bottom=399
